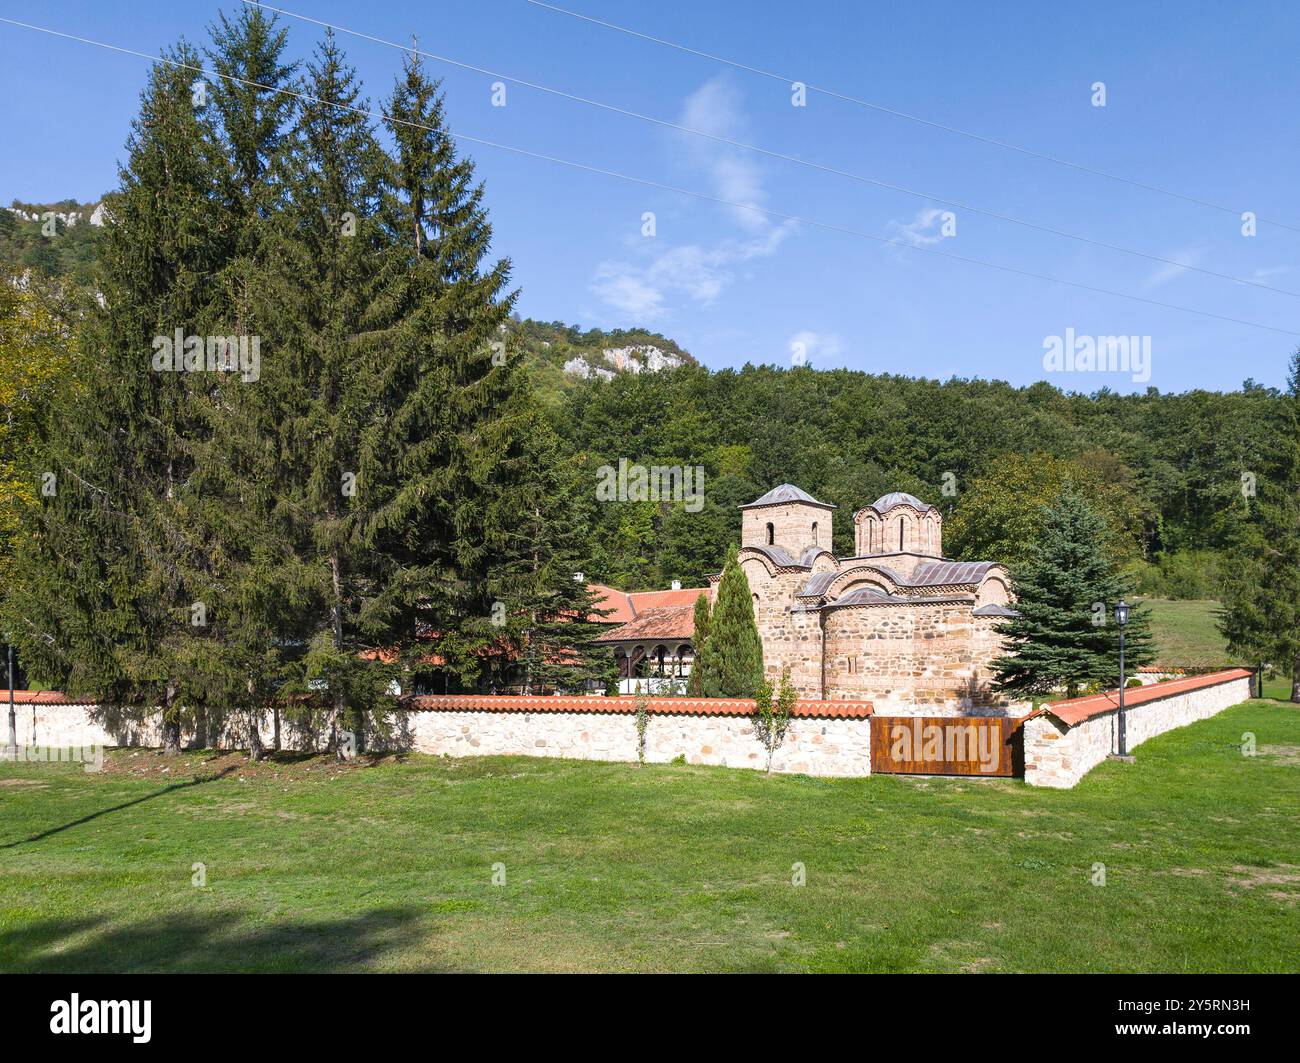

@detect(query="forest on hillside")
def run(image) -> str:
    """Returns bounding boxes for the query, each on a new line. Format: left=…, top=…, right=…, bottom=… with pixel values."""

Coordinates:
left=3, top=194, right=1289, bottom=598
left=551, top=360, right=1287, bottom=593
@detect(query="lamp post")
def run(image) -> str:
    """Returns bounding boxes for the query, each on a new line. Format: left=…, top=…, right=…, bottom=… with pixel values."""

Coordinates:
left=1114, top=599, right=1130, bottom=756
left=6, top=636, right=15, bottom=758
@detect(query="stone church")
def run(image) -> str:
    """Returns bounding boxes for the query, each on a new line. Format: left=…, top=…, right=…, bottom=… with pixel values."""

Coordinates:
left=721, top=484, right=1018, bottom=715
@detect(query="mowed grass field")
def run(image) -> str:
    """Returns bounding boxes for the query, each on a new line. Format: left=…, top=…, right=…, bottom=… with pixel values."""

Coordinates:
left=1142, top=597, right=1293, bottom=699
left=1, top=700, right=1296, bottom=973
left=1141, top=598, right=1236, bottom=671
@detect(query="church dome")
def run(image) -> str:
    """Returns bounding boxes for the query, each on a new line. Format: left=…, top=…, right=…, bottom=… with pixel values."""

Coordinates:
left=739, top=484, right=835, bottom=510
left=869, top=491, right=934, bottom=514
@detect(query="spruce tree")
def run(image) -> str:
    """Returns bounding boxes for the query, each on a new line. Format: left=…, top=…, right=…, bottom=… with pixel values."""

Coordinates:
left=206, top=6, right=297, bottom=256
left=992, top=490, right=1155, bottom=698
left=2, top=43, right=226, bottom=752
left=178, top=6, right=302, bottom=758
left=364, top=51, right=541, bottom=688
left=687, top=592, right=712, bottom=696
left=1219, top=350, right=1300, bottom=700
left=698, top=544, right=763, bottom=697
left=226, top=30, right=397, bottom=756
left=483, top=415, right=612, bottom=693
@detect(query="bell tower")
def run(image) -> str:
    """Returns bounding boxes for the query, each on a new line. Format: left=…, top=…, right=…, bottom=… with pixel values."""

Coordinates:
left=854, top=492, right=942, bottom=556
left=740, top=484, right=835, bottom=558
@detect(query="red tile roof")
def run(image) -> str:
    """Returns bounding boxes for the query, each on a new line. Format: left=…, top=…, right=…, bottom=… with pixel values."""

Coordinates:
left=587, top=583, right=709, bottom=624
left=587, top=583, right=636, bottom=624
left=2, top=690, right=94, bottom=705
left=1041, top=668, right=1252, bottom=726
left=594, top=605, right=695, bottom=644
left=628, top=587, right=709, bottom=611
left=405, top=693, right=873, bottom=718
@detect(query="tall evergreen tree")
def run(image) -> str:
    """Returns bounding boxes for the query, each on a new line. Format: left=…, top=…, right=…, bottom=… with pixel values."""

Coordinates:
left=206, top=6, right=297, bottom=256
left=687, top=592, right=712, bottom=696
left=3, top=43, right=226, bottom=752
left=234, top=30, right=394, bottom=756
left=1219, top=350, right=1300, bottom=700
left=365, top=52, right=551, bottom=690
left=696, top=544, right=763, bottom=697
left=180, top=7, right=302, bottom=757
left=482, top=415, right=612, bottom=693
left=992, top=490, right=1155, bottom=698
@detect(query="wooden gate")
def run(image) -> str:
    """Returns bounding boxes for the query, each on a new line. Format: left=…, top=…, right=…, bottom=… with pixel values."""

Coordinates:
left=870, top=715, right=1024, bottom=777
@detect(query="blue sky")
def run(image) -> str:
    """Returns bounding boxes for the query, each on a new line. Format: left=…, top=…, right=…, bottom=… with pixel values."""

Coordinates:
left=2, top=0, right=1297, bottom=392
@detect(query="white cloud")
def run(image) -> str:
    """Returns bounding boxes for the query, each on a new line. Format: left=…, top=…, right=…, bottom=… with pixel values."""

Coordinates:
left=1250, top=265, right=1290, bottom=282
left=888, top=207, right=949, bottom=248
left=591, top=76, right=797, bottom=320
left=787, top=330, right=843, bottom=367
left=590, top=270, right=666, bottom=319
left=591, top=222, right=795, bottom=321
left=1145, top=246, right=1207, bottom=289
left=679, top=76, right=769, bottom=231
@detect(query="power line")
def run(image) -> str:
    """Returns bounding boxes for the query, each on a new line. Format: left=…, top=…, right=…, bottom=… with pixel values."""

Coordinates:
left=2, top=15, right=1297, bottom=339
left=243, top=1, right=1300, bottom=300
left=525, top=0, right=1300, bottom=235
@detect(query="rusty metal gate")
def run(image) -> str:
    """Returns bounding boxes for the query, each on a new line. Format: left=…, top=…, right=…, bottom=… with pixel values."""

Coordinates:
left=870, top=715, right=1024, bottom=777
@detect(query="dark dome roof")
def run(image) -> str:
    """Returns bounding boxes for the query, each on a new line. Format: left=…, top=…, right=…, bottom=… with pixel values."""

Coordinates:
left=868, top=491, right=934, bottom=514
left=739, top=483, right=835, bottom=510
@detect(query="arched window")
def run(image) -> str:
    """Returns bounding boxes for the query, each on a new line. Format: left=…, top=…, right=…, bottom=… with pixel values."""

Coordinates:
left=898, top=518, right=905, bottom=551
left=811, top=521, right=819, bottom=546
left=766, top=522, right=775, bottom=545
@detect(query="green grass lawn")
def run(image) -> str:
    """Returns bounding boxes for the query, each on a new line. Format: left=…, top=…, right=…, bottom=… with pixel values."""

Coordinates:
left=1140, top=598, right=1237, bottom=670
left=1, top=699, right=1296, bottom=973
left=1141, top=597, right=1294, bottom=698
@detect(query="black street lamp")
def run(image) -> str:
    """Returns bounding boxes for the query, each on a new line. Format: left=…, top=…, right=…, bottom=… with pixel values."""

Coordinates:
left=6, top=636, right=15, bottom=758
left=1114, top=599, right=1130, bottom=757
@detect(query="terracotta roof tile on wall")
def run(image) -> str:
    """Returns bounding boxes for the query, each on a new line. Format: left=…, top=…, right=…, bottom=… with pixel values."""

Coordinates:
left=1042, top=668, right=1252, bottom=726
left=3, top=690, right=95, bottom=705
left=404, top=693, right=874, bottom=719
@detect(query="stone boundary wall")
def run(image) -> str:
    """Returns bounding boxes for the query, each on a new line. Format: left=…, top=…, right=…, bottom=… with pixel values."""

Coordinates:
left=9, top=671, right=1253, bottom=785
left=2, top=692, right=877, bottom=778
left=1022, top=669, right=1253, bottom=789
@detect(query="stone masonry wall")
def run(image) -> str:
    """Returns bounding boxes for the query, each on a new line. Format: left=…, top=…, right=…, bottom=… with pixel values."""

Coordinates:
left=741, top=502, right=830, bottom=557
left=819, top=602, right=1022, bottom=715
left=403, top=709, right=872, bottom=776
left=743, top=558, right=825, bottom=697
left=6, top=698, right=874, bottom=778
left=1023, top=673, right=1252, bottom=788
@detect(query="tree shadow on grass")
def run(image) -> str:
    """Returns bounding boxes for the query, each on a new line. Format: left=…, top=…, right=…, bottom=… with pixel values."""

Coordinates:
left=0, top=766, right=240, bottom=851
left=0, top=905, right=448, bottom=972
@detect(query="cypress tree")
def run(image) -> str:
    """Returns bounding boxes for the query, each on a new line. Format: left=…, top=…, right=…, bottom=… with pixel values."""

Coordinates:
left=687, top=592, right=712, bottom=696
left=992, top=490, right=1155, bottom=698
left=698, top=543, right=763, bottom=697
